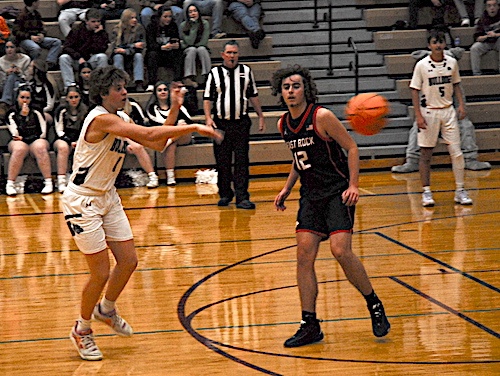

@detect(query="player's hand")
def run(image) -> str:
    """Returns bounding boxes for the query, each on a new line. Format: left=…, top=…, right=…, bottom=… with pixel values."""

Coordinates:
left=169, top=81, right=186, bottom=108
left=416, top=116, right=427, bottom=130
left=274, top=188, right=291, bottom=211
left=342, top=185, right=359, bottom=206
left=457, top=105, right=466, bottom=120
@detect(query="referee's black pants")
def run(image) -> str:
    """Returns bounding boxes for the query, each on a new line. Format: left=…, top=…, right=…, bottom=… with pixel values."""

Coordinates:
left=213, top=116, right=252, bottom=203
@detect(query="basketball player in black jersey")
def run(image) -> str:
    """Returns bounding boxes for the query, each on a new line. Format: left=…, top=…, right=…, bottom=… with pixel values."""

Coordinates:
left=271, top=65, right=390, bottom=348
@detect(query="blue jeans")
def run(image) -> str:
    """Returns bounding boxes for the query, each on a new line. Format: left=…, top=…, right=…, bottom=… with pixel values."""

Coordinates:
left=228, top=1, right=262, bottom=33
left=59, top=53, right=108, bottom=89
left=0, top=73, right=23, bottom=105
left=140, top=6, right=183, bottom=29
left=183, top=0, right=225, bottom=35
left=20, top=37, right=62, bottom=64
left=113, top=53, right=145, bottom=82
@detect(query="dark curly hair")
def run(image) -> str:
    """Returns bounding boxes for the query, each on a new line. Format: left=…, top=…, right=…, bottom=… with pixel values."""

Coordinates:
left=270, top=65, right=318, bottom=107
left=89, top=66, right=130, bottom=105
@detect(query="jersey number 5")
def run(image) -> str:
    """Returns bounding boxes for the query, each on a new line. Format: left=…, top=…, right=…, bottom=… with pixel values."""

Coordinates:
left=293, top=150, right=311, bottom=170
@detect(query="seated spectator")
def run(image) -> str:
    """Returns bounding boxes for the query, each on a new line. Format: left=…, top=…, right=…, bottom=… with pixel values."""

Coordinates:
left=53, top=85, right=88, bottom=192
left=28, top=59, right=57, bottom=125
left=5, top=84, right=53, bottom=196
left=14, top=0, right=62, bottom=70
left=227, top=0, right=265, bottom=49
left=145, top=81, right=193, bottom=186
left=58, top=8, right=109, bottom=91
left=181, top=3, right=211, bottom=88
left=107, top=8, right=146, bottom=92
left=453, top=0, right=484, bottom=26
left=0, top=38, right=31, bottom=120
left=57, top=0, right=92, bottom=37
left=91, top=0, right=127, bottom=25
left=408, top=0, right=448, bottom=29
left=122, top=97, right=160, bottom=188
left=77, top=62, right=92, bottom=105
left=0, top=16, right=11, bottom=57
left=146, top=5, right=183, bottom=90
left=470, top=0, right=500, bottom=75
left=140, top=0, right=184, bottom=30
left=183, top=0, right=226, bottom=39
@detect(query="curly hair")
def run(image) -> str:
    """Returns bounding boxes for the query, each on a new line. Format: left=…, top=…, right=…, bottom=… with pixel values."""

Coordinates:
left=270, top=65, right=318, bottom=107
left=89, top=66, right=130, bottom=105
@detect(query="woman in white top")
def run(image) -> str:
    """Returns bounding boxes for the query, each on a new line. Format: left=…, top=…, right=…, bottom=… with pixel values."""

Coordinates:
left=63, top=66, right=221, bottom=361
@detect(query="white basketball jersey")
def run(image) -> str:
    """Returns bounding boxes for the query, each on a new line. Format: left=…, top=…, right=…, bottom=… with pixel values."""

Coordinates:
left=67, top=106, right=130, bottom=195
left=409, top=55, right=461, bottom=109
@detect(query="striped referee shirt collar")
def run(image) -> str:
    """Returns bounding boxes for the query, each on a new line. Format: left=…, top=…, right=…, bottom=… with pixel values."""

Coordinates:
left=221, top=63, right=240, bottom=71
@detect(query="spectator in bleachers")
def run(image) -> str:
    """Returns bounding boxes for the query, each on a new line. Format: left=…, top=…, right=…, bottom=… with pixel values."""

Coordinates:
left=183, top=0, right=226, bottom=39
left=180, top=3, right=211, bottom=88
left=5, top=84, right=53, bottom=196
left=14, top=0, right=62, bottom=70
left=453, top=0, right=484, bottom=26
left=122, top=97, right=160, bottom=188
left=53, top=85, right=88, bottom=193
left=145, top=81, right=194, bottom=185
left=107, top=8, right=146, bottom=92
left=57, top=0, right=92, bottom=37
left=0, top=16, right=11, bottom=57
left=58, top=8, right=109, bottom=90
left=77, top=61, right=92, bottom=105
left=470, top=0, right=500, bottom=75
left=28, top=58, right=57, bottom=125
left=0, top=38, right=31, bottom=120
left=140, top=0, right=184, bottom=30
left=227, top=0, right=265, bottom=49
left=92, top=0, right=127, bottom=25
left=408, top=0, right=447, bottom=29
left=145, top=5, right=183, bottom=91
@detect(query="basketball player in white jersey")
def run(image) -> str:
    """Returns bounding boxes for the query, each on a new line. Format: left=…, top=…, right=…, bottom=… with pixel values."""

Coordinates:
left=410, top=28, right=473, bottom=207
left=63, top=66, right=222, bottom=361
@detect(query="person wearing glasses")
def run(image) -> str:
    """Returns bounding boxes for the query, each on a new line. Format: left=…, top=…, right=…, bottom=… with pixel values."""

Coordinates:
left=5, top=84, right=54, bottom=195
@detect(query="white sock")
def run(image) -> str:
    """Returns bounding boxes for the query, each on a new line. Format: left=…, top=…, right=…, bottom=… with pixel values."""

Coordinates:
left=57, top=174, right=66, bottom=182
left=100, top=296, right=116, bottom=314
left=44, top=178, right=52, bottom=184
left=148, top=171, right=157, bottom=178
left=76, top=317, right=92, bottom=333
left=166, top=169, right=175, bottom=178
left=423, top=186, right=431, bottom=193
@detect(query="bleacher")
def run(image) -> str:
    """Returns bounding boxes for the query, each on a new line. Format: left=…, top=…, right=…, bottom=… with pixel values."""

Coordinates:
left=0, top=0, right=498, bottom=183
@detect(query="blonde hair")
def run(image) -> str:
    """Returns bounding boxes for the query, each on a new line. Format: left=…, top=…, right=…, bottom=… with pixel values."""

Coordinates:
left=116, top=8, right=137, bottom=44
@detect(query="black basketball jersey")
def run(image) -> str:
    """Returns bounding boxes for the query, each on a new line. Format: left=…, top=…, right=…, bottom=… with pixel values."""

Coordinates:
left=280, top=103, right=350, bottom=199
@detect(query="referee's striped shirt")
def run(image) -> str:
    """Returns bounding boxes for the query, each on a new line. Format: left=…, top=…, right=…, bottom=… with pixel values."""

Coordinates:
left=203, top=63, right=259, bottom=121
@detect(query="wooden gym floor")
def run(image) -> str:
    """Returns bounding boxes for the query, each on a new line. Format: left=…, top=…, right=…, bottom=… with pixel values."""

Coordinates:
left=0, top=167, right=499, bottom=375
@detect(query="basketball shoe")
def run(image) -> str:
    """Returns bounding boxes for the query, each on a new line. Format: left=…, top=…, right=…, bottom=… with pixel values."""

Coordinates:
left=368, top=301, right=390, bottom=337
left=454, top=189, right=473, bottom=205
left=422, top=191, right=435, bottom=207
left=284, top=318, right=324, bottom=347
left=92, top=304, right=133, bottom=337
left=70, top=323, right=103, bottom=361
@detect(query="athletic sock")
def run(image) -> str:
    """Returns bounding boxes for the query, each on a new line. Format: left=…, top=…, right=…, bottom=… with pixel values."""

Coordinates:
left=363, top=290, right=380, bottom=307
left=423, top=186, right=431, bottom=193
left=100, top=296, right=116, bottom=314
left=76, top=316, right=92, bottom=333
left=301, top=311, right=317, bottom=323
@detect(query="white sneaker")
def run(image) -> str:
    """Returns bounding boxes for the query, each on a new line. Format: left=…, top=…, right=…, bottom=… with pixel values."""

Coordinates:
left=166, top=175, right=176, bottom=186
left=57, top=176, right=67, bottom=193
left=92, top=304, right=133, bottom=337
left=146, top=173, right=159, bottom=189
left=5, top=181, right=17, bottom=196
left=146, top=84, right=154, bottom=92
left=422, top=191, right=435, bottom=207
left=454, top=189, right=473, bottom=205
left=461, top=18, right=470, bottom=26
left=70, top=323, right=103, bottom=361
left=41, top=180, right=53, bottom=194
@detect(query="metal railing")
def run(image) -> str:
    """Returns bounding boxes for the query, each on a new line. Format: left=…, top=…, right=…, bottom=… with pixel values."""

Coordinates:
left=348, top=37, right=359, bottom=95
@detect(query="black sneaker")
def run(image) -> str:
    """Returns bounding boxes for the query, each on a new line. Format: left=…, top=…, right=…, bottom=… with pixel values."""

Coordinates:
left=236, top=199, right=255, bottom=209
left=217, top=197, right=232, bottom=206
left=284, top=319, right=324, bottom=348
left=368, top=302, right=390, bottom=337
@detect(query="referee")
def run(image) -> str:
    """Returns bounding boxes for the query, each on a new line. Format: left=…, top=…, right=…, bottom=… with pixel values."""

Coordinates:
left=203, top=39, right=265, bottom=209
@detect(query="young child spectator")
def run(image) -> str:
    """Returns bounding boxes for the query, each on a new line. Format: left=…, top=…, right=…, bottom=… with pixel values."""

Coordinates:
left=122, top=97, right=160, bottom=188
left=0, top=38, right=31, bottom=120
left=183, top=0, right=226, bottom=39
left=0, top=16, right=12, bottom=57
left=77, top=62, right=92, bottom=106
left=145, top=5, right=183, bottom=90
left=410, top=28, right=472, bottom=207
left=180, top=3, right=211, bottom=88
left=29, top=59, right=57, bottom=125
left=146, top=81, right=193, bottom=185
left=470, top=0, right=500, bottom=75
left=140, top=0, right=184, bottom=29
left=92, top=0, right=127, bottom=25
left=107, top=8, right=147, bottom=92
left=58, top=8, right=109, bottom=91
left=227, top=0, right=265, bottom=49
left=452, top=0, right=484, bottom=26
left=5, top=84, right=53, bottom=195
left=57, top=0, right=92, bottom=37
left=53, top=85, right=88, bottom=193
left=13, top=0, right=62, bottom=70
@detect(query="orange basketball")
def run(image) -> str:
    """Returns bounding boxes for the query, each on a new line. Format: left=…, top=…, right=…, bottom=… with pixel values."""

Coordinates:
left=345, top=93, right=390, bottom=136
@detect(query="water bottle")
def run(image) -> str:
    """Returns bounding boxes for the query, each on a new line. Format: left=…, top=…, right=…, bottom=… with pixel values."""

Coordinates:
left=454, top=36, right=461, bottom=47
